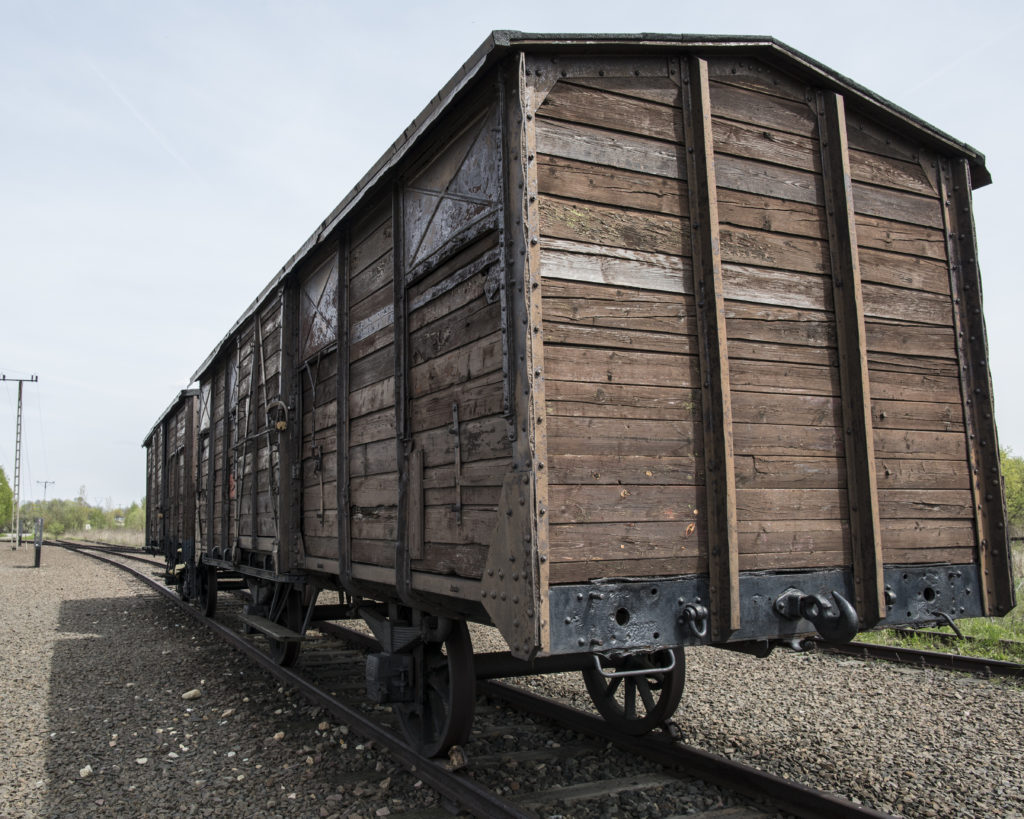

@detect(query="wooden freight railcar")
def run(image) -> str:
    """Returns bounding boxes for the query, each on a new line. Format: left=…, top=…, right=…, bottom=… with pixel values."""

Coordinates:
left=143, top=389, right=199, bottom=580
left=180, top=32, right=1014, bottom=755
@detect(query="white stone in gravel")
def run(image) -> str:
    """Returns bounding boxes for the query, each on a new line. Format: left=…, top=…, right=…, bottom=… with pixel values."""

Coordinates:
left=181, top=689, right=201, bottom=700
left=135, top=758, right=148, bottom=765
left=273, top=731, right=285, bottom=741
left=79, top=765, right=93, bottom=779
left=221, top=708, right=235, bottom=718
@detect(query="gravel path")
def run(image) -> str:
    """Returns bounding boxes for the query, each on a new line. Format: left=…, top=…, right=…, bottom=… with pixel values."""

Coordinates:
left=2, top=543, right=1022, bottom=818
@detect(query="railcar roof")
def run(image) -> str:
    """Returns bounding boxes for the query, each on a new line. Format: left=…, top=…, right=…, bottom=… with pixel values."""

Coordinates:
left=192, top=30, right=990, bottom=382
left=142, top=388, right=199, bottom=448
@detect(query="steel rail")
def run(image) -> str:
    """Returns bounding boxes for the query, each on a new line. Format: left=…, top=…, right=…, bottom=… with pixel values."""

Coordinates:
left=315, top=621, right=892, bottom=819
left=819, top=640, right=1024, bottom=678
left=477, top=681, right=893, bottom=819
left=55, top=544, right=530, bottom=819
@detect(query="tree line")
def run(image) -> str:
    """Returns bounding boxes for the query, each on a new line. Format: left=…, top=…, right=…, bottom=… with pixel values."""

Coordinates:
left=0, top=467, right=144, bottom=536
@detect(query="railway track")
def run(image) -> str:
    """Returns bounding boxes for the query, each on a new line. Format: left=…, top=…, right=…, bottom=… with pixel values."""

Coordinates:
left=817, top=639, right=1024, bottom=679
left=58, top=542, right=896, bottom=818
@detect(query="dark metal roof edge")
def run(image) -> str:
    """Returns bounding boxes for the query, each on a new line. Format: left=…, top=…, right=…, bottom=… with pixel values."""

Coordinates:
left=142, top=388, right=200, bottom=448
left=191, top=31, right=991, bottom=381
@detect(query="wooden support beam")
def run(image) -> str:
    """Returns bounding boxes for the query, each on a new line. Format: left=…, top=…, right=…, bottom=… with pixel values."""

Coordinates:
left=939, top=158, right=1016, bottom=616
left=277, top=283, right=301, bottom=573
left=680, top=55, right=739, bottom=639
left=815, top=90, right=885, bottom=626
left=337, top=231, right=353, bottom=589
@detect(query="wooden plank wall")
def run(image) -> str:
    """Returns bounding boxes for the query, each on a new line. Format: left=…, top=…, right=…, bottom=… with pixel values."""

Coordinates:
left=347, top=202, right=399, bottom=569
left=299, top=254, right=340, bottom=562
left=144, top=427, right=162, bottom=547
left=535, top=53, right=978, bottom=584
left=531, top=58, right=707, bottom=584
left=845, top=113, right=974, bottom=565
left=705, top=59, right=849, bottom=573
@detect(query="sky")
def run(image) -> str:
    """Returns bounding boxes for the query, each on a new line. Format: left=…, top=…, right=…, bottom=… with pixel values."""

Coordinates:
left=1, top=0, right=1022, bottom=507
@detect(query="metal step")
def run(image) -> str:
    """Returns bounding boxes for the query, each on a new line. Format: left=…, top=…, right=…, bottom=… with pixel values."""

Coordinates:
left=238, top=613, right=302, bottom=642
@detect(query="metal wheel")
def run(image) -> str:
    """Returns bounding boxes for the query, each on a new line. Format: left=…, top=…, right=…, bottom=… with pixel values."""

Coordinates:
left=582, top=648, right=685, bottom=736
left=267, top=588, right=302, bottom=667
left=196, top=564, right=217, bottom=617
left=397, top=619, right=475, bottom=757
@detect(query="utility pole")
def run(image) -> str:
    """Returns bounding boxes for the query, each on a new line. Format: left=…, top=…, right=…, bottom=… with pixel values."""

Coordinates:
left=37, top=480, right=55, bottom=502
left=2, top=374, right=39, bottom=549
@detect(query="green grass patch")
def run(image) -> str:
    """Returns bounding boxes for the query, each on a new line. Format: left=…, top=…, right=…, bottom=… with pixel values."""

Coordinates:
left=856, top=542, right=1024, bottom=664
left=62, top=527, right=145, bottom=549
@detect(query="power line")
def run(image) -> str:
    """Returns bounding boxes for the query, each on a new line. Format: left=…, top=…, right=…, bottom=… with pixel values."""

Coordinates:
left=2, top=374, right=38, bottom=549
left=37, top=480, right=55, bottom=502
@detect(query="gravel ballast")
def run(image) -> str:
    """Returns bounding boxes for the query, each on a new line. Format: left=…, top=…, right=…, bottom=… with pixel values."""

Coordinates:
left=2, top=543, right=1023, bottom=817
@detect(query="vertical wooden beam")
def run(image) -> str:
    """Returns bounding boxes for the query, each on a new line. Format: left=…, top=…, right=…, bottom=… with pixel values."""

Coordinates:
left=679, top=55, right=739, bottom=640
left=940, top=159, right=1015, bottom=616
left=183, top=393, right=197, bottom=556
left=393, top=182, right=416, bottom=605
left=277, top=284, right=300, bottom=573
left=815, top=90, right=885, bottom=626
left=337, top=231, right=353, bottom=590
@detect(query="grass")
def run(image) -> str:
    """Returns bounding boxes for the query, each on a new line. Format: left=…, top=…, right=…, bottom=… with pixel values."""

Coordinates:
left=60, top=527, right=145, bottom=549
left=856, top=542, right=1024, bottom=664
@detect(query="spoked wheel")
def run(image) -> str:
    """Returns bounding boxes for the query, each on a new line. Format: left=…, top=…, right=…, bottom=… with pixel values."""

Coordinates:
left=582, top=647, right=685, bottom=735
left=267, top=588, right=302, bottom=667
left=196, top=564, right=217, bottom=617
left=397, top=619, right=475, bottom=757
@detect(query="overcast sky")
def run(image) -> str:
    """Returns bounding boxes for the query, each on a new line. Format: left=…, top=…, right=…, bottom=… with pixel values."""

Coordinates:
left=1, top=0, right=1021, bottom=507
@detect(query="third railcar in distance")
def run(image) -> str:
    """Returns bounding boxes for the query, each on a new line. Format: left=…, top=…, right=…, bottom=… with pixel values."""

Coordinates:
left=145, top=32, right=1016, bottom=756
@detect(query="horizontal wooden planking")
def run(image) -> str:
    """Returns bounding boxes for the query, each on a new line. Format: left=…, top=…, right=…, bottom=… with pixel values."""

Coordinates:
left=740, top=551, right=848, bottom=571
left=409, top=270, right=486, bottom=333
left=848, top=148, right=937, bottom=197
left=709, top=81, right=817, bottom=138
left=718, top=188, right=826, bottom=240
left=716, top=154, right=822, bottom=206
left=550, top=484, right=699, bottom=524
left=878, top=518, right=975, bottom=550
left=735, top=454, right=970, bottom=490
left=733, top=423, right=842, bottom=457
left=565, top=73, right=681, bottom=107
left=411, top=370, right=503, bottom=432
left=423, top=457, right=511, bottom=491
left=878, top=489, right=973, bottom=519
left=852, top=181, right=942, bottom=229
left=301, top=503, right=338, bottom=535
left=424, top=507, right=496, bottom=547
left=871, top=399, right=964, bottom=432
left=351, top=539, right=396, bottom=567
left=350, top=377, right=395, bottom=420
left=542, top=278, right=695, bottom=336
left=868, top=351, right=958, bottom=379
left=737, top=487, right=846, bottom=520
left=845, top=111, right=924, bottom=168
left=858, top=245, right=950, bottom=296
left=350, top=474, right=398, bottom=509
left=868, top=368, right=961, bottom=404
left=855, top=213, right=946, bottom=261
left=861, top=282, right=953, bottom=326
left=542, top=321, right=698, bottom=355
left=728, top=338, right=835, bottom=368
left=349, top=408, right=396, bottom=447
left=415, top=415, right=510, bottom=468
left=410, top=297, right=499, bottom=369
left=539, top=196, right=689, bottom=257
left=538, top=80, right=683, bottom=142
left=720, top=225, right=828, bottom=276
left=873, top=428, right=967, bottom=460
left=424, top=484, right=501, bottom=508
left=350, top=215, right=393, bottom=277
left=864, top=321, right=956, bottom=359
left=722, top=265, right=830, bottom=312
left=549, top=520, right=705, bottom=561
left=546, top=416, right=698, bottom=458
left=712, top=116, right=819, bottom=174
left=302, top=450, right=337, bottom=484
left=537, top=155, right=688, bottom=217
left=726, top=313, right=833, bottom=350
left=349, top=249, right=393, bottom=306
left=348, top=441, right=397, bottom=478
left=548, top=453, right=703, bottom=486
left=733, top=391, right=837, bottom=426
left=544, top=346, right=701, bottom=388
left=350, top=344, right=394, bottom=392
left=738, top=518, right=848, bottom=555
left=350, top=282, right=393, bottom=341
left=545, top=382, right=700, bottom=421
left=540, top=238, right=693, bottom=295
left=548, top=556, right=704, bottom=584
left=409, top=332, right=502, bottom=397
left=413, top=543, right=488, bottom=579
left=706, top=57, right=808, bottom=104
left=535, top=117, right=685, bottom=180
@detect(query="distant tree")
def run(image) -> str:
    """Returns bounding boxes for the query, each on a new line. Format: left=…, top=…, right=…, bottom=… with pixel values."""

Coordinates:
left=1002, top=447, right=1024, bottom=535
left=124, top=498, right=145, bottom=531
left=0, top=467, right=12, bottom=530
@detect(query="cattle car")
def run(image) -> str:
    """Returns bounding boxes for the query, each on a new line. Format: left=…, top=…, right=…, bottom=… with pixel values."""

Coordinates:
left=143, top=389, right=199, bottom=582
left=172, top=32, right=1015, bottom=756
